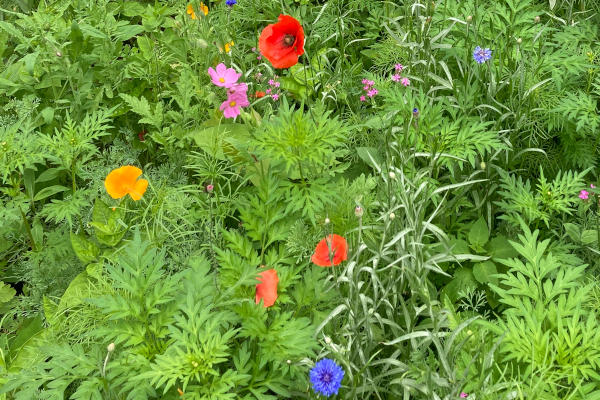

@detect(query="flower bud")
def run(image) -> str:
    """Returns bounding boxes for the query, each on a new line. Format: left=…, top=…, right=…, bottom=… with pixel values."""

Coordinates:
left=287, top=359, right=292, bottom=365
left=107, top=343, right=115, bottom=352
left=56, top=51, right=62, bottom=57
left=389, top=212, right=396, bottom=220
left=192, top=361, right=199, bottom=367
left=324, top=336, right=332, bottom=344
left=480, top=161, right=486, bottom=169
left=206, top=184, right=214, bottom=193
left=466, top=15, right=472, bottom=22
left=354, top=206, right=364, bottom=218
left=534, top=15, right=540, bottom=23
left=516, top=38, right=522, bottom=44
left=324, top=217, right=330, bottom=224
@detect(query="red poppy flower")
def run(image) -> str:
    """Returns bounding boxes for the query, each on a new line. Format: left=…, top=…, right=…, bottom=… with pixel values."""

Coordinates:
left=311, top=234, right=348, bottom=267
left=254, top=90, right=266, bottom=98
left=255, top=268, right=278, bottom=307
left=258, top=15, right=305, bottom=69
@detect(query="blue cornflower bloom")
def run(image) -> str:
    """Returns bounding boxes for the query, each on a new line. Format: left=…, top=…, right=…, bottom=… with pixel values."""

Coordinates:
left=473, top=46, right=492, bottom=63
left=310, top=358, right=344, bottom=397
left=226, top=0, right=237, bottom=6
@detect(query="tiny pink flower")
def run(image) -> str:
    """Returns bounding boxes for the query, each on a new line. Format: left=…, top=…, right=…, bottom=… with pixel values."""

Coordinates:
left=208, top=63, right=241, bottom=88
left=367, top=88, right=378, bottom=97
left=206, top=184, right=214, bottom=193
left=257, top=55, right=262, bottom=60
left=268, top=79, right=276, bottom=86
left=361, top=78, right=369, bottom=84
left=392, top=74, right=401, bottom=82
left=360, top=95, right=366, bottom=101
left=401, top=77, right=410, bottom=86
left=252, top=47, right=256, bottom=52
left=460, top=393, right=468, bottom=399
left=591, top=184, right=596, bottom=189
left=363, top=85, right=371, bottom=90
left=274, top=81, right=280, bottom=88
left=366, top=80, right=375, bottom=86
left=395, top=63, right=404, bottom=72
left=266, top=88, right=272, bottom=94
left=220, top=91, right=250, bottom=119
left=579, top=190, right=590, bottom=200
left=271, top=93, right=279, bottom=101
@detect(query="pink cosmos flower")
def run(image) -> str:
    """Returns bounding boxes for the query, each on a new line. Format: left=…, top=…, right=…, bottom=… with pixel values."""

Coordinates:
left=395, top=63, right=404, bottom=72
left=392, top=74, right=401, bottom=82
left=220, top=91, right=249, bottom=119
left=579, top=190, right=590, bottom=200
left=367, top=88, right=378, bottom=97
left=227, top=82, right=248, bottom=96
left=360, top=95, right=366, bottom=101
left=401, top=77, right=410, bottom=86
left=208, top=63, right=241, bottom=88
left=272, top=93, right=279, bottom=101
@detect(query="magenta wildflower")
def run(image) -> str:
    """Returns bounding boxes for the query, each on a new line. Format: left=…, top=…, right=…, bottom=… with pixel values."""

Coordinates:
left=367, top=88, right=378, bottom=97
left=268, top=79, right=276, bottom=86
left=591, top=184, right=596, bottom=189
left=272, top=93, right=279, bottom=101
left=266, top=88, right=272, bottom=94
left=460, top=393, right=468, bottom=399
left=395, top=63, right=404, bottom=72
left=366, top=80, right=374, bottom=86
left=360, top=95, right=366, bottom=101
left=206, top=184, right=214, bottom=193
left=579, top=190, right=590, bottom=200
left=361, top=78, right=369, bottom=84
left=208, top=63, right=241, bottom=88
left=401, top=77, right=410, bottom=86
left=392, top=74, right=401, bottom=82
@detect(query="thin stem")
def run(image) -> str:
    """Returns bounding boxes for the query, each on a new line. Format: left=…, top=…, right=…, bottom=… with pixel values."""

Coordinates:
left=19, top=207, right=36, bottom=251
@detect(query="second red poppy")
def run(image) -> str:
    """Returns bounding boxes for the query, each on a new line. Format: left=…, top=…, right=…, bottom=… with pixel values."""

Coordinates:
left=258, top=14, right=305, bottom=69
left=311, top=234, right=348, bottom=267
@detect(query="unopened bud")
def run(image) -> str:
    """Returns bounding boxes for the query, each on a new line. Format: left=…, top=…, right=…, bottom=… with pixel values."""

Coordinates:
left=56, top=51, right=62, bottom=57
left=324, top=217, right=330, bottom=224
left=480, top=161, right=486, bottom=169
left=516, top=38, right=522, bottom=44
left=192, top=361, right=199, bottom=367
left=354, top=206, right=363, bottom=217
left=467, top=330, right=473, bottom=335
left=389, top=212, right=396, bottom=220
left=466, top=15, right=472, bottom=22
left=324, top=336, right=332, bottom=344
left=206, top=184, right=214, bottom=193
left=107, top=343, right=115, bottom=352
left=389, top=171, right=396, bottom=180
left=287, top=359, right=292, bottom=364
left=534, top=15, right=540, bottom=23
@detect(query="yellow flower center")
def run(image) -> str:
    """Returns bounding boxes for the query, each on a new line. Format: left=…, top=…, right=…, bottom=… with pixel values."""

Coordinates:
left=219, top=78, right=225, bottom=83
left=229, top=101, right=236, bottom=107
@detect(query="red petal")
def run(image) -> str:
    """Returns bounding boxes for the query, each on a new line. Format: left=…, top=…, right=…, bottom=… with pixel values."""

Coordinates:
left=258, top=14, right=304, bottom=69
left=311, top=234, right=348, bottom=267
left=255, top=269, right=279, bottom=307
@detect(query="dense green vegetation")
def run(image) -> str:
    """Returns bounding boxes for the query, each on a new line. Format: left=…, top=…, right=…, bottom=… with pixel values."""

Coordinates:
left=1, top=0, right=600, bottom=398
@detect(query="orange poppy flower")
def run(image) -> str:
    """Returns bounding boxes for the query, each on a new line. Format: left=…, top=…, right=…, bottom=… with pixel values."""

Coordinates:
left=186, top=4, right=197, bottom=19
left=258, top=15, right=305, bottom=69
left=255, top=268, right=278, bottom=307
left=104, top=166, right=148, bottom=201
left=254, top=90, right=266, bottom=98
left=311, top=234, right=348, bottom=267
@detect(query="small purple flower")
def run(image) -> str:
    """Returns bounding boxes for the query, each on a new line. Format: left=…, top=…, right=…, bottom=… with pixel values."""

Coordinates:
left=401, top=77, right=410, bottom=86
left=361, top=78, right=369, bottom=85
left=363, top=85, right=371, bottom=90
left=272, top=93, right=279, bottom=101
left=360, top=95, right=366, bottom=102
left=412, top=107, right=419, bottom=118
left=268, top=79, right=276, bottom=86
left=391, top=74, right=401, bottom=82
left=366, top=80, right=375, bottom=86
left=310, top=358, right=344, bottom=397
left=579, top=190, right=590, bottom=200
left=395, top=63, right=404, bottom=72
left=367, top=88, right=378, bottom=97
left=473, top=46, right=492, bottom=64
left=266, top=88, right=272, bottom=94
left=225, top=0, right=237, bottom=6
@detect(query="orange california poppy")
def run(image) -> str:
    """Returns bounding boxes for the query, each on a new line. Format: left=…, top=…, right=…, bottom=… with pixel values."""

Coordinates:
left=258, top=15, right=305, bottom=69
left=104, top=166, right=148, bottom=201
left=255, top=268, right=278, bottom=307
left=311, top=234, right=348, bottom=267
left=186, top=4, right=197, bottom=19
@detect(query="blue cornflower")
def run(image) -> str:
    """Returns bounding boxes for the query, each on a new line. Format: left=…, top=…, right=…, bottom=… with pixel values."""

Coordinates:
left=226, top=0, right=237, bottom=6
left=473, top=46, right=492, bottom=63
left=310, top=358, right=344, bottom=397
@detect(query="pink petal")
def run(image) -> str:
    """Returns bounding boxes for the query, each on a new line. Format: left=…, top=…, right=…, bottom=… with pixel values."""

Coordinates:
left=215, top=63, right=227, bottom=74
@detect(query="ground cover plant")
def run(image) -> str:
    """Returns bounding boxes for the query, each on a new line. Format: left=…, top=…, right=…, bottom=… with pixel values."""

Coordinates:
left=0, top=0, right=600, bottom=398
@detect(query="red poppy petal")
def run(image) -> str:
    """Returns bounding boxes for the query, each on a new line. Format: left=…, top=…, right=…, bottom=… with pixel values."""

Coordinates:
left=258, top=15, right=304, bottom=69
left=255, top=269, right=279, bottom=307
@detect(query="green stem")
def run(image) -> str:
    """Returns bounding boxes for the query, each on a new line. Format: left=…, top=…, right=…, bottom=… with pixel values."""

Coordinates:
left=19, top=207, right=36, bottom=251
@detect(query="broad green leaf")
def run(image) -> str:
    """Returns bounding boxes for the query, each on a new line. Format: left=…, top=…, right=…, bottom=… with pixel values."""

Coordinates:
left=70, top=232, right=99, bottom=264
left=581, top=230, right=598, bottom=245
left=473, top=261, right=498, bottom=285
left=487, top=235, right=519, bottom=259
left=468, top=217, right=489, bottom=247
left=33, top=185, right=69, bottom=202
left=441, top=268, right=478, bottom=303
left=0, top=281, right=16, bottom=303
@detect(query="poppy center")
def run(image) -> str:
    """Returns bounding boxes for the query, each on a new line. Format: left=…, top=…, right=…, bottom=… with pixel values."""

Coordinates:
left=322, top=372, right=331, bottom=383
left=229, top=101, right=236, bottom=107
left=283, top=34, right=295, bottom=47
left=219, top=77, right=225, bottom=83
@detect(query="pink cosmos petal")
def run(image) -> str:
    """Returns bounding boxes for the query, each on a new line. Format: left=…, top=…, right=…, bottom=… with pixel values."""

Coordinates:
left=208, top=63, right=240, bottom=88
